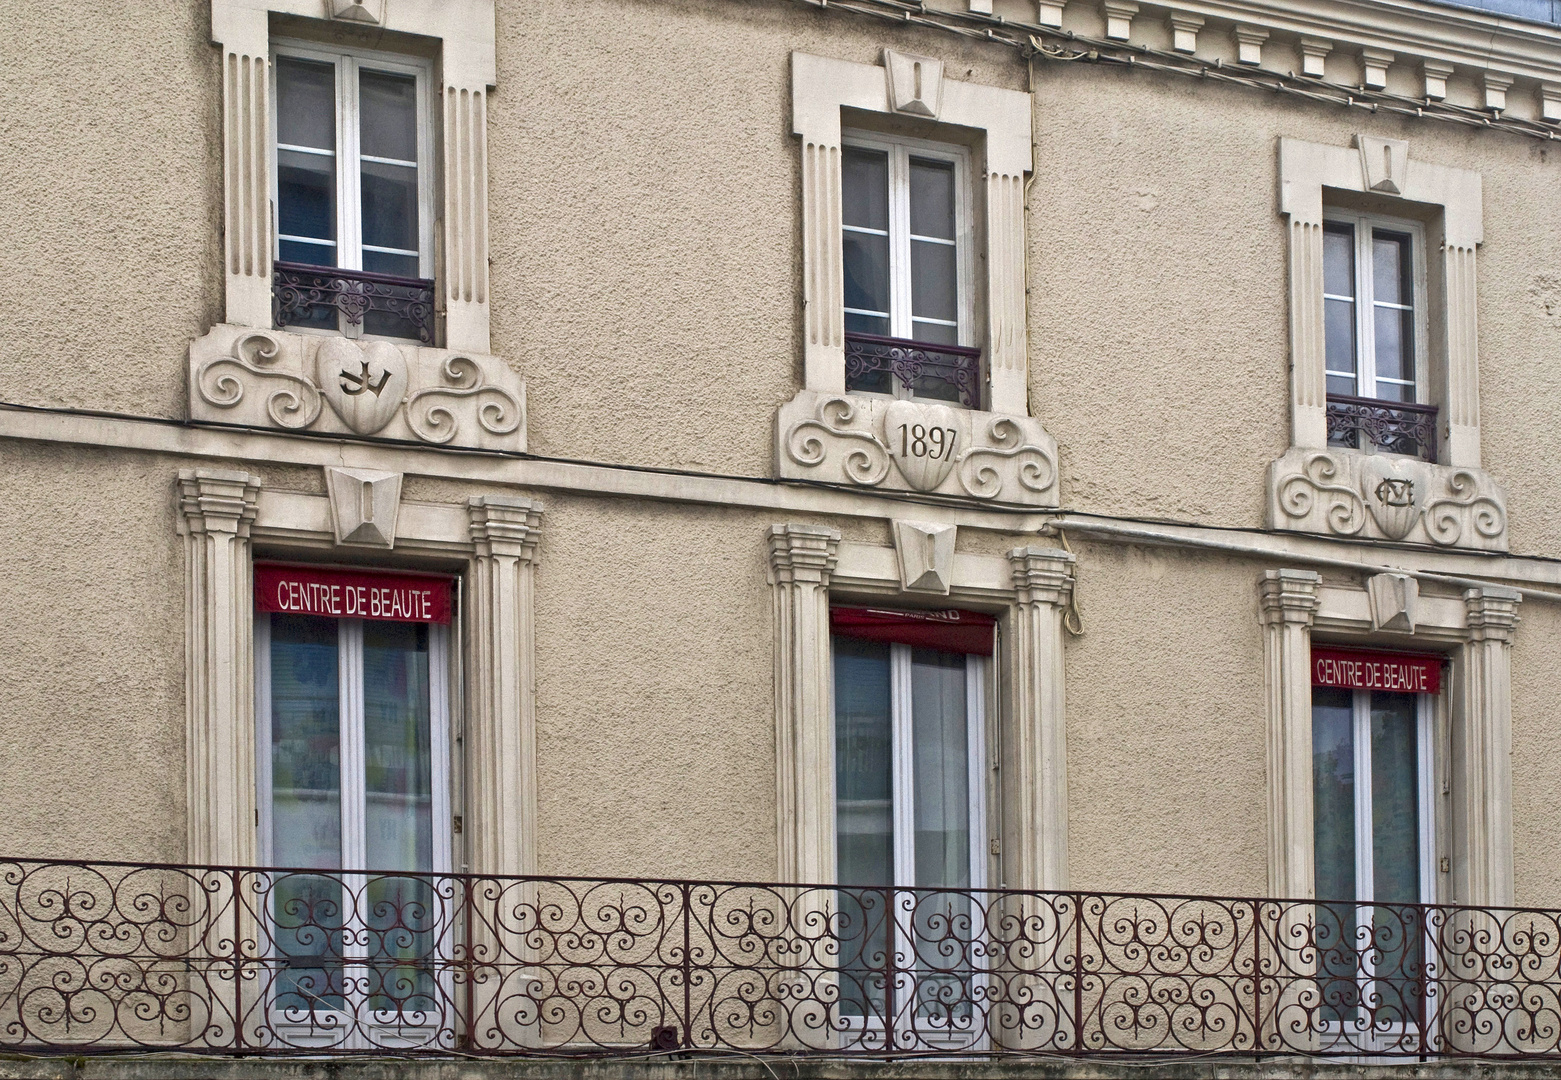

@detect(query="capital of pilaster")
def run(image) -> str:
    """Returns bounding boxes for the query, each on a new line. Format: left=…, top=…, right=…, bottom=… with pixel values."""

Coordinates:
left=768, top=524, right=841, bottom=586
left=1009, top=546, right=1076, bottom=607
left=468, top=495, right=544, bottom=561
left=1465, top=584, right=1522, bottom=642
left=176, top=468, right=261, bottom=537
left=1258, top=568, right=1322, bottom=626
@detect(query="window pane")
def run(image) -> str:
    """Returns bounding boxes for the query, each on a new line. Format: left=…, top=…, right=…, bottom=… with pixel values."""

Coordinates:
left=1372, top=232, right=1411, bottom=308
left=1324, top=298, right=1355, bottom=379
left=842, top=148, right=889, bottom=231
left=359, top=69, right=417, bottom=162
left=910, top=649, right=969, bottom=890
left=909, top=158, right=955, bottom=241
left=270, top=614, right=342, bottom=871
left=363, top=621, right=432, bottom=874
left=1323, top=224, right=1354, bottom=298
left=1374, top=308, right=1416, bottom=397
left=278, top=149, right=338, bottom=259
left=843, top=231, right=890, bottom=321
left=276, top=57, right=336, bottom=151
left=910, top=239, right=957, bottom=326
left=1312, top=686, right=1358, bottom=1022
left=361, top=161, right=418, bottom=263
left=833, top=636, right=893, bottom=1021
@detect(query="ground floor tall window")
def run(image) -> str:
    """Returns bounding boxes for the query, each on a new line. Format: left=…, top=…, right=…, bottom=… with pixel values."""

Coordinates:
left=1310, top=647, right=1441, bottom=1034
left=253, top=563, right=453, bottom=1041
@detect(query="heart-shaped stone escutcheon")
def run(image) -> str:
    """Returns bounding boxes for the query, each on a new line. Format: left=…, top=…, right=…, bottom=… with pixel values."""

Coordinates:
left=1360, top=454, right=1427, bottom=540
left=883, top=399, right=968, bottom=491
left=315, top=338, right=409, bottom=435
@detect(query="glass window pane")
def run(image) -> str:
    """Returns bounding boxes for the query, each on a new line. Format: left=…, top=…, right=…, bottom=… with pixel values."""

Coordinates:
left=1374, top=309, right=1416, bottom=396
left=909, top=158, right=955, bottom=241
left=363, top=621, right=432, bottom=874
left=1373, top=232, right=1410, bottom=307
left=361, top=161, right=418, bottom=263
left=359, top=69, right=417, bottom=162
left=1323, top=224, right=1354, bottom=297
left=842, top=148, right=889, bottom=231
left=910, top=649, right=969, bottom=890
left=1312, top=686, right=1358, bottom=1022
left=270, top=614, right=342, bottom=870
left=1324, top=298, right=1356, bottom=379
left=1371, top=692, right=1420, bottom=906
left=843, top=231, right=890, bottom=320
left=276, top=57, right=336, bottom=151
left=910, top=239, right=957, bottom=327
left=835, top=636, right=893, bottom=888
left=278, top=149, right=337, bottom=257
left=833, top=636, right=893, bottom=1021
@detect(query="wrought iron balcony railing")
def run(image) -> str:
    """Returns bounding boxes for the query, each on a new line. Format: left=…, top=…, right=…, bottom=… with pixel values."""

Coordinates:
left=272, top=261, right=437, bottom=345
left=844, top=332, right=982, bottom=409
left=1326, top=393, right=1439, bottom=463
left=4, top=858, right=1561, bottom=1058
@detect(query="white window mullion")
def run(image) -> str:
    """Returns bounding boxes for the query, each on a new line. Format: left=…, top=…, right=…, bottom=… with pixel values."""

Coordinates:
left=338, top=56, right=363, bottom=273
left=430, top=623, right=453, bottom=876
left=1355, top=221, right=1378, bottom=400
left=254, top=615, right=275, bottom=867
left=1416, top=694, right=1436, bottom=906
left=889, top=146, right=913, bottom=378
left=339, top=618, right=368, bottom=874
left=965, top=655, right=988, bottom=893
left=889, top=644, right=916, bottom=887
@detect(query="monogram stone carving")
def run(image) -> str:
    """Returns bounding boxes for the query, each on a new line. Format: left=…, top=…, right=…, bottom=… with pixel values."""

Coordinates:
left=1268, top=448, right=1507, bottom=550
left=190, top=324, right=526, bottom=451
left=776, top=390, right=1059, bottom=505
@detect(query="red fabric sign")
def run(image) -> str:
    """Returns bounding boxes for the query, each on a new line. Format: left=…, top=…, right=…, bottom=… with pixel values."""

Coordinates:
left=256, top=563, right=453, bottom=624
left=1312, top=646, right=1442, bottom=694
left=831, top=607, right=996, bottom=655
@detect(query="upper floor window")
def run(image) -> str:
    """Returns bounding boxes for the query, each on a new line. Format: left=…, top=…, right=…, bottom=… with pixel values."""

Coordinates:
left=1323, top=213, right=1435, bottom=461
left=272, top=42, right=435, bottom=343
left=841, top=133, right=979, bottom=409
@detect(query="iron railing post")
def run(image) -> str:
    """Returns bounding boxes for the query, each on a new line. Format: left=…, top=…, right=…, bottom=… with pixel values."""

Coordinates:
left=1252, top=898, right=1261, bottom=1055
left=231, top=866, right=244, bottom=1053
left=682, top=882, right=693, bottom=1049
left=1072, top=892, right=1083, bottom=1054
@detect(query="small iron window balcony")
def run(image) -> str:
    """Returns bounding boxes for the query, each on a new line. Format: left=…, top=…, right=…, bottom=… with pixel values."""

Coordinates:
left=844, top=332, right=982, bottom=409
left=1326, top=393, right=1439, bottom=463
left=273, top=261, right=437, bottom=345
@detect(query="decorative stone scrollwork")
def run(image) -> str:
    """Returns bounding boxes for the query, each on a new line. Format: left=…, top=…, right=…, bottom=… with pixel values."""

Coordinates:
left=776, top=390, right=1058, bottom=506
left=1267, top=448, right=1507, bottom=551
left=189, top=324, right=526, bottom=451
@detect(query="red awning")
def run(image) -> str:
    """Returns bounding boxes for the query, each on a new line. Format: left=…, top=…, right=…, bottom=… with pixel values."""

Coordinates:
left=256, top=563, right=454, bottom=624
left=830, top=606, right=996, bottom=655
left=1312, top=645, right=1443, bottom=694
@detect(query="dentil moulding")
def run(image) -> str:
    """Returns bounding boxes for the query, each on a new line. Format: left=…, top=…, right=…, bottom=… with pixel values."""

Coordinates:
left=776, top=390, right=1059, bottom=506
left=189, top=324, right=526, bottom=451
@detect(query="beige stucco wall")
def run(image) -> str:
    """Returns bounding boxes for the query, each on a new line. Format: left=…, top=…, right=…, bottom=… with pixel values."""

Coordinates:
left=1510, top=597, right=1561, bottom=908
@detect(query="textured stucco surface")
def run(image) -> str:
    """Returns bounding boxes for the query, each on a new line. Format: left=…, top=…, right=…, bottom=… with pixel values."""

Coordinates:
left=0, top=443, right=188, bottom=863
left=0, top=0, right=220, bottom=418
left=1509, top=597, right=1561, bottom=909
left=1062, top=540, right=1270, bottom=897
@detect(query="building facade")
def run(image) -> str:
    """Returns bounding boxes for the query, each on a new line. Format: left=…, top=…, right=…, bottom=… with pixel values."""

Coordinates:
left=3, top=0, right=1561, bottom=1066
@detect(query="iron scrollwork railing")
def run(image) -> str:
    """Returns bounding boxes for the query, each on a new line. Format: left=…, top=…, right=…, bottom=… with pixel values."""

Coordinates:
left=272, top=262, right=437, bottom=345
left=844, top=332, right=982, bottom=408
left=5, top=858, right=1561, bottom=1058
left=1326, top=393, right=1439, bottom=462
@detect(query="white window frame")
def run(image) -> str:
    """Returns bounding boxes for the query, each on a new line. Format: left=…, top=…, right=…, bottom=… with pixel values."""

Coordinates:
left=1315, top=687, right=1438, bottom=1052
left=270, top=39, right=436, bottom=337
left=253, top=611, right=453, bottom=1048
left=841, top=131, right=976, bottom=392
left=831, top=637, right=990, bottom=1050
left=1322, top=211, right=1430, bottom=407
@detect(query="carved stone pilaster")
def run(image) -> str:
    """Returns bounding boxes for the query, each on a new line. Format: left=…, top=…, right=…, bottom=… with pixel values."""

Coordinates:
left=1004, top=547, right=1076, bottom=892
left=443, top=83, right=491, bottom=353
left=466, top=496, right=544, bottom=878
left=177, top=468, right=262, bottom=867
left=220, top=47, right=271, bottom=328
left=1452, top=585, right=1521, bottom=907
left=769, top=524, right=842, bottom=884
left=1259, top=568, right=1322, bottom=900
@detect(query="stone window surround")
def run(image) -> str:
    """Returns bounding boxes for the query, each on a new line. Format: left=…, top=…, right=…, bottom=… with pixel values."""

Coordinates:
left=1278, top=134, right=1482, bottom=466
left=1260, top=567, right=1521, bottom=908
left=211, top=0, right=495, bottom=353
left=768, top=523, right=1075, bottom=892
left=178, top=466, right=541, bottom=880
left=791, top=50, right=1033, bottom=417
